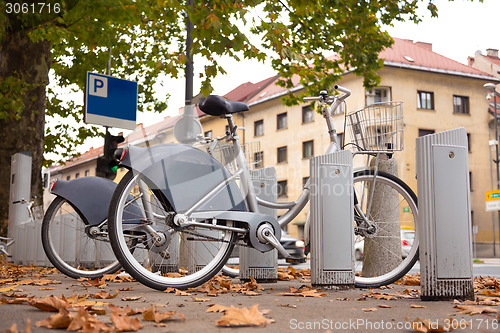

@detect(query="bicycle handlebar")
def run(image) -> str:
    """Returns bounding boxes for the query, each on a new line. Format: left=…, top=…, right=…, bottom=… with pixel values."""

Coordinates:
left=303, top=85, right=351, bottom=103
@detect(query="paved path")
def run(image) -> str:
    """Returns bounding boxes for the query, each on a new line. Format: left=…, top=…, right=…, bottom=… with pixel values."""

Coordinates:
left=0, top=272, right=498, bottom=333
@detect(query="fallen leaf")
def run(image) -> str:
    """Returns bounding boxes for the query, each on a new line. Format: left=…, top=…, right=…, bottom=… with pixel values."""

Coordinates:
left=193, top=297, right=211, bottom=302
left=110, top=312, right=142, bottom=332
left=410, top=304, right=426, bottom=308
left=142, top=305, right=185, bottom=323
left=277, top=285, right=326, bottom=297
left=362, top=308, right=377, bottom=312
left=453, top=305, right=498, bottom=315
left=93, top=290, right=119, bottom=299
left=1, top=319, right=31, bottom=333
left=121, top=296, right=142, bottom=301
left=28, top=295, right=70, bottom=312
left=378, top=304, right=391, bottom=308
left=35, top=308, right=72, bottom=329
left=207, top=304, right=230, bottom=313
left=216, top=305, right=272, bottom=327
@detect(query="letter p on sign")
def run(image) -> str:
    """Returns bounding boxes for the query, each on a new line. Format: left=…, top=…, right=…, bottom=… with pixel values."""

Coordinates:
left=89, top=74, right=108, bottom=98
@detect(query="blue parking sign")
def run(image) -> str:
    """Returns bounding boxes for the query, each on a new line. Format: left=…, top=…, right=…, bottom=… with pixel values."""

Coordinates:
left=84, top=72, right=137, bottom=130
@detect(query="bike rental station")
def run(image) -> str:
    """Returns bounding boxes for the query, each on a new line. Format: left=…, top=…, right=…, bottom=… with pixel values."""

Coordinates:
left=6, top=76, right=475, bottom=300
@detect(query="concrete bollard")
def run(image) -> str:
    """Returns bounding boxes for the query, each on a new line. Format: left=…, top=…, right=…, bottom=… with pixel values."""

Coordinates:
left=416, top=127, right=474, bottom=301
left=239, top=167, right=278, bottom=283
left=310, top=151, right=354, bottom=289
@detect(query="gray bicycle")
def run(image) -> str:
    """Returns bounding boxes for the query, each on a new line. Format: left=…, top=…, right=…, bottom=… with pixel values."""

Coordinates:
left=107, top=85, right=418, bottom=290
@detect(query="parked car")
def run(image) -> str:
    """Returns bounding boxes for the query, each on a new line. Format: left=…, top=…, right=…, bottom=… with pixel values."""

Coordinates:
left=228, top=230, right=305, bottom=259
left=278, top=231, right=305, bottom=259
left=354, top=230, right=415, bottom=261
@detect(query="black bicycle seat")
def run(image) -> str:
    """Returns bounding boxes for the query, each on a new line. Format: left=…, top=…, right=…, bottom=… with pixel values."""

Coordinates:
left=199, top=95, right=249, bottom=116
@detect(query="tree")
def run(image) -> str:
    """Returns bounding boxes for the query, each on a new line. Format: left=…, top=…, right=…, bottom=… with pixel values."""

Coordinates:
left=0, top=0, right=448, bottom=235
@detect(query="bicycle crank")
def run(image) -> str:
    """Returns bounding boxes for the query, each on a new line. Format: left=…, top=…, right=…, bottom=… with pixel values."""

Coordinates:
left=256, top=224, right=306, bottom=264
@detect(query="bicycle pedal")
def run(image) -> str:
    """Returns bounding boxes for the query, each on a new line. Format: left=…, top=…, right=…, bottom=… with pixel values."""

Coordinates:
left=285, top=256, right=307, bottom=264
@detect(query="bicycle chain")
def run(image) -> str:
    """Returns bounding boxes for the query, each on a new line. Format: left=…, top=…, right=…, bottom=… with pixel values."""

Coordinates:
left=181, top=229, right=251, bottom=248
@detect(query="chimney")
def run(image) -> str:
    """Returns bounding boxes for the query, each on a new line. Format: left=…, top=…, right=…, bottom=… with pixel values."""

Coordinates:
left=415, top=42, right=432, bottom=51
left=487, top=48, right=499, bottom=58
left=468, top=56, right=475, bottom=67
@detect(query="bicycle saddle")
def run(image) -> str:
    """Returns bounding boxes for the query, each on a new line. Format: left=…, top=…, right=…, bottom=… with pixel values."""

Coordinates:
left=199, top=95, right=249, bottom=116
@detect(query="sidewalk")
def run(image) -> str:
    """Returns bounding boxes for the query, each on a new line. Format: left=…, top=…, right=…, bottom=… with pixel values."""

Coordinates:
left=0, top=266, right=498, bottom=332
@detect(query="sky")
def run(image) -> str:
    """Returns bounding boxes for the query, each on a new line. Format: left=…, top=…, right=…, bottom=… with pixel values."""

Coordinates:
left=77, top=0, right=500, bottom=154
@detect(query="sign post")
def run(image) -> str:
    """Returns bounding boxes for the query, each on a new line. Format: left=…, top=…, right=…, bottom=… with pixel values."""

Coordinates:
left=84, top=72, right=137, bottom=130
left=485, top=189, right=500, bottom=211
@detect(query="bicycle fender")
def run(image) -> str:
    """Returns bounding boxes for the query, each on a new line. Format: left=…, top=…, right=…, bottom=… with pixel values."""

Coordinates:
left=119, top=144, right=247, bottom=213
left=50, top=177, right=141, bottom=226
left=190, top=211, right=281, bottom=252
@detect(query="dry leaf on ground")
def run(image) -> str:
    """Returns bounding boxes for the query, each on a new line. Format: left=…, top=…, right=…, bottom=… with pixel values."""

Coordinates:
left=142, top=305, right=185, bottom=323
left=207, top=304, right=230, bottom=313
left=277, top=285, right=326, bottom=297
left=1, top=319, right=31, bottom=333
left=453, top=304, right=498, bottom=315
left=216, top=305, right=272, bottom=327
left=35, top=308, right=73, bottom=329
left=110, top=312, right=142, bottom=332
left=28, top=295, right=70, bottom=312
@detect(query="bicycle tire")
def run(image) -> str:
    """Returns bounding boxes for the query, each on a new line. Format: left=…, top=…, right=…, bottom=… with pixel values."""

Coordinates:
left=108, top=171, right=237, bottom=290
left=42, top=196, right=121, bottom=279
left=353, top=170, right=418, bottom=288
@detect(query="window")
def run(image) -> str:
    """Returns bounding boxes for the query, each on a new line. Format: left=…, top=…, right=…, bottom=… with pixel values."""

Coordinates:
left=254, top=151, right=264, bottom=169
left=417, top=91, right=434, bottom=110
left=204, top=130, right=213, bottom=138
left=336, top=133, right=344, bottom=148
left=366, top=87, right=391, bottom=105
left=469, top=172, right=473, bottom=191
left=303, top=140, right=314, bottom=159
left=277, top=180, right=288, bottom=197
left=277, top=146, right=287, bottom=163
left=66, top=176, right=70, bottom=180
left=418, top=129, right=435, bottom=137
left=453, top=95, right=470, bottom=114
left=302, top=105, right=314, bottom=123
left=302, top=177, right=310, bottom=187
left=75, top=173, right=80, bottom=179
left=254, top=120, right=263, bottom=137
left=277, top=112, right=287, bottom=130
left=467, top=133, right=471, bottom=152
left=85, top=170, right=90, bottom=177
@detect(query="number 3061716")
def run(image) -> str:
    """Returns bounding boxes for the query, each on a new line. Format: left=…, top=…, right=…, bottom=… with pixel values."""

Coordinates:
left=5, top=2, right=61, bottom=14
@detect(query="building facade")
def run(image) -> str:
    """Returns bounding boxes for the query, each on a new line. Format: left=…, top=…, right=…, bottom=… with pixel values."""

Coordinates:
left=48, top=38, right=500, bottom=257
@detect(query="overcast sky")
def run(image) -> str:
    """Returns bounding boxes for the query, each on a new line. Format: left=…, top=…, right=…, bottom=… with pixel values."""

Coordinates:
left=77, top=0, right=498, bottom=154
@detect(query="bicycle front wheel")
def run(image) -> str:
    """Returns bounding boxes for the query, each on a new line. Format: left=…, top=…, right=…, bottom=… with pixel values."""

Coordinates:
left=353, top=170, right=418, bottom=288
left=108, top=171, right=237, bottom=290
left=42, top=196, right=121, bottom=279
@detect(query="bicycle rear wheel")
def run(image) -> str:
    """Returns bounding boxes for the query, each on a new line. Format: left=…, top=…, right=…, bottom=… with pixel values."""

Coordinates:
left=353, top=170, right=418, bottom=288
left=42, top=196, right=121, bottom=279
left=108, top=171, right=237, bottom=290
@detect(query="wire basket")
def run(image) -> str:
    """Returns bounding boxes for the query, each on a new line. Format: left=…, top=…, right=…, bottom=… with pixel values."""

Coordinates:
left=347, top=101, right=404, bottom=151
left=207, top=141, right=262, bottom=174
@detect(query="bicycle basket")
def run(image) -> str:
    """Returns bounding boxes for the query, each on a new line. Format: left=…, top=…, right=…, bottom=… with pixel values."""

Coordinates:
left=207, top=141, right=262, bottom=174
left=346, top=101, right=403, bottom=151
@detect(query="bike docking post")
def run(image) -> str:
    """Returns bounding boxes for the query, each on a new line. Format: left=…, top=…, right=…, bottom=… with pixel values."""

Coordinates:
left=416, top=127, right=474, bottom=301
left=239, top=167, right=278, bottom=283
left=310, top=151, right=354, bottom=289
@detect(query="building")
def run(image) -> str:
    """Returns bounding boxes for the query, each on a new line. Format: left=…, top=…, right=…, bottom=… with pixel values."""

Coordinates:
left=48, top=38, right=500, bottom=256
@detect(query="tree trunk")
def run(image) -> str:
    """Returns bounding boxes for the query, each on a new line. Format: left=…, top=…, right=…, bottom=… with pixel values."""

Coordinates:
left=0, top=31, right=51, bottom=236
left=361, top=155, right=402, bottom=277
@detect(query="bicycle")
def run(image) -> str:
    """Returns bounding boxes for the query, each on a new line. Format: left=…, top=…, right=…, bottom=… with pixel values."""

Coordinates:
left=41, top=177, right=141, bottom=279
left=107, top=85, right=418, bottom=290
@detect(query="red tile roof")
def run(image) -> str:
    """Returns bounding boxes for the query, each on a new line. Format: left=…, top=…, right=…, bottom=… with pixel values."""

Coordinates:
left=223, top=76, right=279, bottom=102
left=484, top=55, right=500, bottom=67
left=380, top=38, right=488, bottom=76
left=50, top=146, right=103, bottom=172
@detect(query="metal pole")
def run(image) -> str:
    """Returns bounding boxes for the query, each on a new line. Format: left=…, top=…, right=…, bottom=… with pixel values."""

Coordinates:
left=185, top=0, right=194, bottom=107
left=495, top=92, right=500, bottom=257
